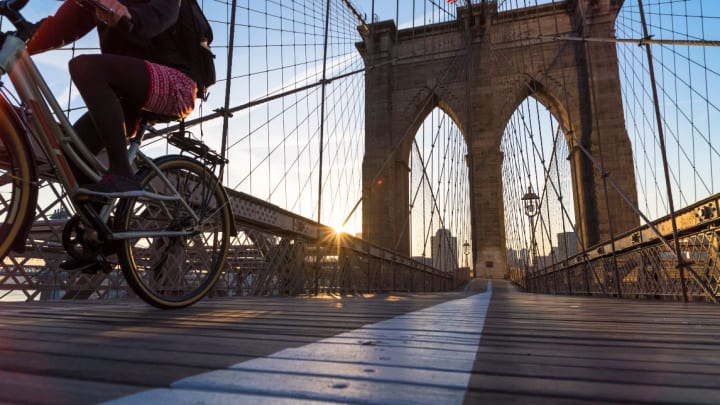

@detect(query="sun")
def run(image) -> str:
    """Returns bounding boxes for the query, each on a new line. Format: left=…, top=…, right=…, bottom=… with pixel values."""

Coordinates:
left=328, top=215, right=361, bottom=238
left=332, top=222, right=347, bottom=235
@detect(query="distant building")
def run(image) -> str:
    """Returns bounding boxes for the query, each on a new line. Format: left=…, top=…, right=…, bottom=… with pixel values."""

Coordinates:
left=411, top=256, right=433, bottom=267
left=431, top=228, right=457, bottom=272
left=557, top=232, right=578, bottom=260
left=50, top=208, right=70, bottom=219
left=535, top=247, right=558, bottom=269
left=507, top=248, right=529, bottom=266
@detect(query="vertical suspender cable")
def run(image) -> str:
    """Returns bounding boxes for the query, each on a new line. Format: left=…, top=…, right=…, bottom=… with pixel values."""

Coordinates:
left=314, top=0, right=332, bottom=294
left=318, top=0, right=332, bottom=226
left=637, top=0, right=688, bottom=302
left=219, top=0, right=238, bottom=184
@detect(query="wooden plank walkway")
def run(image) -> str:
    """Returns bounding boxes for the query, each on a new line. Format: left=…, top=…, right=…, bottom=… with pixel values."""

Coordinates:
left=0, top=280, right=717, bottom=404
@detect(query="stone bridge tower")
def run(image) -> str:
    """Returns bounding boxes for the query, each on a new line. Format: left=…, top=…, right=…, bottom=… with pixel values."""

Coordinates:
left=357, top=0, right=639, bottom=278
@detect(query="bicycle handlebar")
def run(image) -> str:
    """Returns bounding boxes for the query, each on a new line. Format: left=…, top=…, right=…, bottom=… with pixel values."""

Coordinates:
left=77, top=0, right=134, bottom=32
left=0, top=0, right=38, bottom=42
left=0, top=0, right=29, bottom=25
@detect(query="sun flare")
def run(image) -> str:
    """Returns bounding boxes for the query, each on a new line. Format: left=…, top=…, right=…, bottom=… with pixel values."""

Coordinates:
left=332, top=222, right=347, bottom=235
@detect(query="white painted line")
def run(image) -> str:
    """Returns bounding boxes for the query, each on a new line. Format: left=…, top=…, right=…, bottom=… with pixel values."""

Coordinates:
left=104, top=281, right=492, bottom=404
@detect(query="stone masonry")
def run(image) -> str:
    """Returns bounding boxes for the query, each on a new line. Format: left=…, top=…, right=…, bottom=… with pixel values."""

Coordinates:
left=356, top=0, right=639, bottom=279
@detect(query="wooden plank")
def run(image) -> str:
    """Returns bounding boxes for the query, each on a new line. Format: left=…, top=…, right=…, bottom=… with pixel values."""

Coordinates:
left=229, top=358, right=471, bottom=387
left=469, top=349, right=720, bottom=375
left=465, top=373, right=719, bottom=405
left=0, top=292, right=470, bottom=402
left=171, top=369, right=469, bottom=404
left=467, top=281, right=720, bottom=404
left=0, top=279, right=717, bottom=404
left=0, top=370, right=141, bottom=405
left=104, top=388, right=335, bottom=405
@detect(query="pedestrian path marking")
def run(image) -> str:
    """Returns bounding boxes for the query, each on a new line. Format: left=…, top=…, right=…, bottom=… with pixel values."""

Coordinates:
left=104, top=282, right=492, bottom=404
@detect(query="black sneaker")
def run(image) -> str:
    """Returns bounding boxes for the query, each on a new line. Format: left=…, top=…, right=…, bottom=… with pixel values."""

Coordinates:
left=76, top=174, right=144, bottom=198
left=59, top=258, right=103, bottom=274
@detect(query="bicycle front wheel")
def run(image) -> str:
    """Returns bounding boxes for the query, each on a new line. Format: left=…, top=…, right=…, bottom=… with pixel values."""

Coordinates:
left=116, top=155, right=232, bottom=309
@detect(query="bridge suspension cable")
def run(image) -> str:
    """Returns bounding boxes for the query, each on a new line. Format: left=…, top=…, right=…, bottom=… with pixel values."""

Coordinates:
left=535, top=34, right=720, bottom=47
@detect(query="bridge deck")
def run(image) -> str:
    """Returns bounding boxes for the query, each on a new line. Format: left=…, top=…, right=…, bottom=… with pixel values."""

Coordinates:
left=0, top=280, right=717, bottom=404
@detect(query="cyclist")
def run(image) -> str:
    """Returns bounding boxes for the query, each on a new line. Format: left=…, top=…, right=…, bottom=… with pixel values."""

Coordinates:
left=29, top=0, right=198, bottom=195
left=28, top=0, right=201, bottom=271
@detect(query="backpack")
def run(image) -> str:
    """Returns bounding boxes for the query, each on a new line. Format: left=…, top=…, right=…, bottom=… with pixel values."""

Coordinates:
left=175, top=0, right=216, bottom=100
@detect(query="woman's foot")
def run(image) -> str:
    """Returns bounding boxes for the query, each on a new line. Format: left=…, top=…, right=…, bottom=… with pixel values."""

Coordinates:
left=76, top=174, right=143, bottom=197
left=59, top=257, right=103, bottom=274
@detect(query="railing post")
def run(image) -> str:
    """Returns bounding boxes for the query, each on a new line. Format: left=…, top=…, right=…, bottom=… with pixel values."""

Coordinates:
left=366, top=256, right=371, bottom=293
left=584, top=258, right=591, bottom=295
left=393, top=260, right=397, bottom=291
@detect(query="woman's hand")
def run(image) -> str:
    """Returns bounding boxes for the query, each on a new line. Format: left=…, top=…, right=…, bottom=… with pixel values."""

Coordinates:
left=93, top=0, right=131, bottom=27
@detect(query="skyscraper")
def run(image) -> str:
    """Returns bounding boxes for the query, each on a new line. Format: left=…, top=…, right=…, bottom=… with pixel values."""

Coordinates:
left=557, top=232, right=578, bottom=260
left=431, top=228, right=458, bottom=272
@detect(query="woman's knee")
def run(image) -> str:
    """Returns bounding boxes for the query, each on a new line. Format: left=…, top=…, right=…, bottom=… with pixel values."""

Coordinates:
left=68, top=55, right=98, bottom=84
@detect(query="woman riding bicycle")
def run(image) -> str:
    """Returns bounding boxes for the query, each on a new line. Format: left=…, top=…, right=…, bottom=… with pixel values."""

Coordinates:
left=28, top=0, right=201, bottom=271
left=29, top=0, right=198, bottom=194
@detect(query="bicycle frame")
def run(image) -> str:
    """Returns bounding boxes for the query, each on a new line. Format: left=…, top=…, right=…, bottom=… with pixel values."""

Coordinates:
left=0, top=35, right=102, bottom=190
left=0, top=32, right=201, bottom=242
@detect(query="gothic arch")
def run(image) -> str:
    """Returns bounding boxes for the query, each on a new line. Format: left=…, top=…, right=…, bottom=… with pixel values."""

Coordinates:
left=357, top=1, right=638, bottom=277
left=393, top=85, right=469, bottom=167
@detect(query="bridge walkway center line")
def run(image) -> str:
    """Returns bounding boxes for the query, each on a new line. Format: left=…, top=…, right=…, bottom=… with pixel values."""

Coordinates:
left=104, top=281, right=493, bottom=404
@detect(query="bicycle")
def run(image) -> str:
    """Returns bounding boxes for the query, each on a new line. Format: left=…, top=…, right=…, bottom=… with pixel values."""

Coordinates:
left=0, top=0, right=234, bottom=308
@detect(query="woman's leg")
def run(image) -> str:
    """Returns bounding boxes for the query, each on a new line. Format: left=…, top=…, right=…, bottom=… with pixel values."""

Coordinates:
left=68, top=112, right=102, bottom=186
left=69, top=53, right=148, bottom=179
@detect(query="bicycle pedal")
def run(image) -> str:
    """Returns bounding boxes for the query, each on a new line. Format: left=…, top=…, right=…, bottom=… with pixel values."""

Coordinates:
left=99, top=258, right=114, bottom=274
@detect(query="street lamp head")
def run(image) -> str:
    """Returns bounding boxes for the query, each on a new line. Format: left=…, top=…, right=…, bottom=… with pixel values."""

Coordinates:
left=463, top=240, right=470, bottom=255
left=521, top=186, right=540, bottom=217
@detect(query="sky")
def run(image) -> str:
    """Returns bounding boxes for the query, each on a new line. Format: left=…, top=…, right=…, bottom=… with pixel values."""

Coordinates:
left=355, top=0, right=720, bottom=254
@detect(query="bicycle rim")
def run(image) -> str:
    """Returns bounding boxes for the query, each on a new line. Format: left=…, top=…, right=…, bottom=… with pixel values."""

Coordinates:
left=0, top=106, right=36, bottom=259
left=117, top=156, right=231, bottom=309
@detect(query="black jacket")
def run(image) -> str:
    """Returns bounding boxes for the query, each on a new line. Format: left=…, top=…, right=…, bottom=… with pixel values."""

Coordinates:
left=29, top=0, right=193, bottom=82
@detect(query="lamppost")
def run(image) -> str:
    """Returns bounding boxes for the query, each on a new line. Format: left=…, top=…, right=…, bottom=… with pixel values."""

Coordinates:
left=522, top=186, right=540, bottom=291
left=463, top=240, right=471, bottom=278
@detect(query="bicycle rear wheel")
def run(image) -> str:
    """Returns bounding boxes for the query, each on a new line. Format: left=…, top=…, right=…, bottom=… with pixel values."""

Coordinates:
left=0, top=101, right=37, bottom=259
left=116, top=155, right=232, bottom=309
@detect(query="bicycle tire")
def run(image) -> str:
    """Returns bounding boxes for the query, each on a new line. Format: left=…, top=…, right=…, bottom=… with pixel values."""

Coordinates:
left=116, top=155, right=232, bottom=309
left=0, top=99, right=37, bottom=259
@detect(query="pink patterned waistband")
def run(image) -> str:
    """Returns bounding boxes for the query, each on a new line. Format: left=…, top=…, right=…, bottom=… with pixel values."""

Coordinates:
left=142, top=61, right=197, bottom=118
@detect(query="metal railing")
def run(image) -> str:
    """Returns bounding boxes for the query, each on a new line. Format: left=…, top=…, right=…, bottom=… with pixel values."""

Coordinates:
left=510, top=194, right=720, bottom=303
left=0, top=181, right=465, bottom=302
